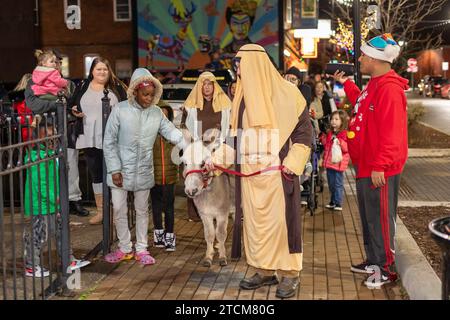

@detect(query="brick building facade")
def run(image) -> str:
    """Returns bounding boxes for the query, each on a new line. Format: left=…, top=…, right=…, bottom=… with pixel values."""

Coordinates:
left=40, top=0, right=134, bottom=80
left=0, top=0, right=134, bottom=84
left=0, top=1, right=40, bottom=84
left=417, top=46, right=450, bottom=80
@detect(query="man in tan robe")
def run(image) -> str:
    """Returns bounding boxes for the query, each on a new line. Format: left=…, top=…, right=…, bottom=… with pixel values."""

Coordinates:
left=211, top=44, right=313, bottom=298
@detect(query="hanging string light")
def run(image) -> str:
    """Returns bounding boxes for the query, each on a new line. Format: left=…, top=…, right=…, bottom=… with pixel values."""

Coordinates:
left=336, top=0, right=371, bottom=6
left=330, top=18, right=370, bottom=61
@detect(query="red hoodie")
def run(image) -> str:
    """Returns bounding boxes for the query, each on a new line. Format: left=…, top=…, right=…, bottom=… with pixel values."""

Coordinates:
left=343, top=70, right=409, bottom=179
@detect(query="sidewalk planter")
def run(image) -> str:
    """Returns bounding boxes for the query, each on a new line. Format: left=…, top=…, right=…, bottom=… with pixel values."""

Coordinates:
left=428, top=216, right=450, bottom=300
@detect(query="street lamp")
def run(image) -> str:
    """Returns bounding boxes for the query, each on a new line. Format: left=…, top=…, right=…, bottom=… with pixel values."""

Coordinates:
left=353, top=0, right=362, bottom=89
left=334, top=0, right=365, bottom=88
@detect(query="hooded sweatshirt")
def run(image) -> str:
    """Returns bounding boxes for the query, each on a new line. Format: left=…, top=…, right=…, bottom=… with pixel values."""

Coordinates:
left=344, top=70, right=409, bottom=179
left=32, top=66, right=68, bottom=96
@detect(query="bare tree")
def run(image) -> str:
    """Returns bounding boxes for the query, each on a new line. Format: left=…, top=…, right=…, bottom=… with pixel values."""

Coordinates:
left=329, top=0, right=447, bottom=69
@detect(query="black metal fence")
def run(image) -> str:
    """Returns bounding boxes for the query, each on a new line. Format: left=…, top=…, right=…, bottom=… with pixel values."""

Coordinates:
left=0, top=96, right=71, bottom=300
left=1, top=90, right=137, bottom=299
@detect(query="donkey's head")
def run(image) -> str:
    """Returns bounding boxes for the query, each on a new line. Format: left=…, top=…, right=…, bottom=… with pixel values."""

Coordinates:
left=181, top=128, right=220, bottom=198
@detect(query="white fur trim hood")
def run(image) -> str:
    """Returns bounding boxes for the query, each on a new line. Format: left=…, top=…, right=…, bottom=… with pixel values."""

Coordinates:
left=127, top=68, right=162, bottom=106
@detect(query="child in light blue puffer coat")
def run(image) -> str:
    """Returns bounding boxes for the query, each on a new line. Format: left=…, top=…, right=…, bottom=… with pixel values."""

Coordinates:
left=103, top=68, right=186, bottom=265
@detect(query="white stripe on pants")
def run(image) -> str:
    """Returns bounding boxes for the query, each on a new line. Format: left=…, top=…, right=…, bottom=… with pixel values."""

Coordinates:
left=67, top=148, right=82, bottom=201
left=111, top=188, right=150, bottom=253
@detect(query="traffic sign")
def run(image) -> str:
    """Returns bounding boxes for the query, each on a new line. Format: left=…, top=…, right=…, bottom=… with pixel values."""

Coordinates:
left=407, top=58, right=417, bottom=67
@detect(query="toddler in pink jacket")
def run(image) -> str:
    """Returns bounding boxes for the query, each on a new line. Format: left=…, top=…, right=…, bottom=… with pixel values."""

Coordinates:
left=32, top=50, right=68, bottom=100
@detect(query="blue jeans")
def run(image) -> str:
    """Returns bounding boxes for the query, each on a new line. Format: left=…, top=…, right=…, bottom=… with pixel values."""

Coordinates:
left=327, top=169, right=344, bottom=206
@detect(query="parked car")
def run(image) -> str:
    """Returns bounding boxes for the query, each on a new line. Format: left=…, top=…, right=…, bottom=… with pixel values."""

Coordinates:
left=178, top=68, right=236, bottom=90
left=441, top=82, right=450, bottom=99
left=428, top=76, right=446, bottom=97
left=161, top=83, right=194, bottom=128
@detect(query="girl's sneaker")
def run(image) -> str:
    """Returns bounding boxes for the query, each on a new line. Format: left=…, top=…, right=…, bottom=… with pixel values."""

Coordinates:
left=165, top=233, right=176, bottom=252
left=153, top=229, right=165, bottom=248
left=104, top=249, right=134, bottom=264
left=334, top=206, right=343, bottom=211
left=325, top=202, right=335, bottom=209
left=25, top=265, right=49, bottom=278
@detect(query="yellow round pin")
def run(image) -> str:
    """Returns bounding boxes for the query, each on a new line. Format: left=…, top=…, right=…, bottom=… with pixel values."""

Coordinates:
left=347, top=131, right=355, bottom=139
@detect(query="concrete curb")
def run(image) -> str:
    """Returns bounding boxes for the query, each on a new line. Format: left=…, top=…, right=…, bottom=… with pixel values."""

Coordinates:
left=408, top=148, right=450, bottom=158
left=395, top=216, right=442, bottom=300
left=398, top=201, right=450, bottom=207
left=417, top=120, right=450, bottom=137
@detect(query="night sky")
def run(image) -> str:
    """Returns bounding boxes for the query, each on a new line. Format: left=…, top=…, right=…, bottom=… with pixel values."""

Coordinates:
left=319, top=0, right=450, bottom=45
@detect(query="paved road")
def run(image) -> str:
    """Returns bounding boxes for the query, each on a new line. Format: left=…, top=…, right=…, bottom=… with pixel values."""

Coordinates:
left=407, top=92, right=450, bottom=135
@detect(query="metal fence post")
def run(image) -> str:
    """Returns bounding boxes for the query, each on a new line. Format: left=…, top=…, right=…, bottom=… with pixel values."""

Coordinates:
left=102, top=89, right=111, bottom=256
left=56, top=93, right=71, bottom=289
left=353, top=0, right=362, bottom=89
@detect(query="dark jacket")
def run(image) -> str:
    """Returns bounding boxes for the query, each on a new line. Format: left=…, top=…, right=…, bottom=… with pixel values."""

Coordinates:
left=25, top=79, right=76, bottom=115
left=68, top=79, right=127, bottom=143
left=299, top=84, right=312, bottom=107
left=153, top=134, right=179, bottom=185
left=153, top=103, right=179, bottom=185
left=25, top=79, right=79, bottom=147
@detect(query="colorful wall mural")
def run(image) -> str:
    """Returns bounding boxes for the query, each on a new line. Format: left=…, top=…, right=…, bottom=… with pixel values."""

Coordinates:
left=137, top=0, right=280, bottom=71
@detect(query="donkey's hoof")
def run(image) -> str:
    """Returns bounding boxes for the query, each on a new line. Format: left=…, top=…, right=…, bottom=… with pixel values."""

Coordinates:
left=219, top=257, right=227, bottom=266
left=202, top=258, right=212, bottom=267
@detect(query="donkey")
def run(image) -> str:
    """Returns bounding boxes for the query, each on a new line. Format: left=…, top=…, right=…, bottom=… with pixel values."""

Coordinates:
left=180, top=130, right=232, bottom=267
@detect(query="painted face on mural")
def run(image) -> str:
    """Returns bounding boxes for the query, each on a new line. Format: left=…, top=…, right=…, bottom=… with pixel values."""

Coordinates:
left=230, top=14, right=251, bottom=41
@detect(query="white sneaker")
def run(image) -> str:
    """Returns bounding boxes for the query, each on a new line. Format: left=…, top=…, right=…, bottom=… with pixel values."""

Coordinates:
left=300, top=200, right=308, bottom=205
left=333, top=206, right=343, bottom=211
left=325, top=203, right=336, bottom=209
left=25, top=265, right=49, bottom=277
left=69, top=259, right=91, bottom=271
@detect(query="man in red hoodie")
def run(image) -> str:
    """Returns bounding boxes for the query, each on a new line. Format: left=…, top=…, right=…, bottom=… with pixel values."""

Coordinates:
left=331, top=34, right=408, bottom=289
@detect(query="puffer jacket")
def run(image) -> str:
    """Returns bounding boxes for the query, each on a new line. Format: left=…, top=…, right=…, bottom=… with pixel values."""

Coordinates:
left=103, top=68, right=184, bottom=191
left=153, top=134, right=179, bottom=185
left=320, top=130, right=350, bottom=172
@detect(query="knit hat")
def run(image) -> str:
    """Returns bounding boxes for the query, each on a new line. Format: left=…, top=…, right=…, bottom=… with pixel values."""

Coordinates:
left=360, top=33, right=400, bottom=63
left=285, top=66, right=302, bottom=80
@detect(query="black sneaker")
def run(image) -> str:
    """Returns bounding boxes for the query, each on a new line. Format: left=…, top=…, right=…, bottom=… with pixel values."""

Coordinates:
left=153, top=229, right=165, bottom=248
left=350, top=261, right=375, bottom=274
left=325, top=202, right=335, bottom=209
left=364, top=268, right=398, bottom=289
left=239, top=273, right=279, bottom=290
left=165, top=233, right=176, bottom=252
left=69, top=201, right=90, bottom=217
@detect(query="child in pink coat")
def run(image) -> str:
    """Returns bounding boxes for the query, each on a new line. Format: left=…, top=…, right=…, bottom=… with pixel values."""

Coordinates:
left=31, top=50, right=68, bottom=100
left=320, top=110, right=350, bottom=211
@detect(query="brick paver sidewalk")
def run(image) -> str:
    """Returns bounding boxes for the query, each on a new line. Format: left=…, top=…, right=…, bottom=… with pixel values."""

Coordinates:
left=82, top=169, right=405, bottom=300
